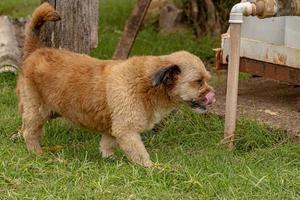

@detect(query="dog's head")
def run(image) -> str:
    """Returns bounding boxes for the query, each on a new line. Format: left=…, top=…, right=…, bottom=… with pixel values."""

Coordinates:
left=152, top=51, right=216, bottom=113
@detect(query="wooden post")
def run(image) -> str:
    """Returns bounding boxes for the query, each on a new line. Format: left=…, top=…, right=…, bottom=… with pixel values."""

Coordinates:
left=41, top=0, right=99, bottom=54
left=113, top=0, right=152, bottom=59
left=223, top=24, right=241, bottom=149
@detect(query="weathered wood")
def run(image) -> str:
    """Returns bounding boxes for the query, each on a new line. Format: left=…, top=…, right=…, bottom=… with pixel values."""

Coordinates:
left=113, top=0, right=152, bottom=59
left=41, top=0, right=99, bottom=54
left=0, top=16, right=21, bottom=73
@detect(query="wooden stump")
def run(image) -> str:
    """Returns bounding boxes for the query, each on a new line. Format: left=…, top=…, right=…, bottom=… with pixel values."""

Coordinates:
left=41, top=0, right=99, bottom=54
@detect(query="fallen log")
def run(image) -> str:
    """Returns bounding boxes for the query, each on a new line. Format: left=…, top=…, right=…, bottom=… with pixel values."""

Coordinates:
left=0, top=16, right=21, bottom=73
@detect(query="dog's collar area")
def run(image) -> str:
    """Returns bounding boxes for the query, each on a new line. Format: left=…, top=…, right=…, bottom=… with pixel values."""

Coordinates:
left=186, top=100, right=207, bottom=110
left=185, top=100, right=208, bottom=114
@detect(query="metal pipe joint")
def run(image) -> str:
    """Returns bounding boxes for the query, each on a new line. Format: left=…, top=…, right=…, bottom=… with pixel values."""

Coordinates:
left=253, top=0, right=300, bottom=18
left=230, top=0, right=300, bottom=24
left=229, top=2, right=257, bottom=23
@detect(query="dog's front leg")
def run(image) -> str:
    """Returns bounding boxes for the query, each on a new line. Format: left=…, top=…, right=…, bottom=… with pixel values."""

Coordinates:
left=113, top=131, right=152, bottom=167
left=99, top=134, right=118, bottom=158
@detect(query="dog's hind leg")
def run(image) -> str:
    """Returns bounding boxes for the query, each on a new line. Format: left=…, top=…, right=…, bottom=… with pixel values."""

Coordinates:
left=22, top=106, right=49, bottom=155
left=99, top=134, right=118, bottom=158
left=20, top=82, right=50, bottom=155
left=23, top=122, right=43, bottom=154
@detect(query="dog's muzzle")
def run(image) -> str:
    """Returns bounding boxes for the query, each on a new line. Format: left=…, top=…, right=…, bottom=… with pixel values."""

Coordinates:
left=188, top=91, right=216, bottom=113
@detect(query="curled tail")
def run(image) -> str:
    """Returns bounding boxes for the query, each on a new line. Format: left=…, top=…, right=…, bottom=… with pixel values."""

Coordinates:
left=23, top=2, right=61, bottom=60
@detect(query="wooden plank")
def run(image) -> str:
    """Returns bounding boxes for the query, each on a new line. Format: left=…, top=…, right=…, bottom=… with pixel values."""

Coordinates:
left=113, top=0, right=152, bottom=59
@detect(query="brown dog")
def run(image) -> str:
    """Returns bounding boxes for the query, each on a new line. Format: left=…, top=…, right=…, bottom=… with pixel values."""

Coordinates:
left=17, top=3, right=216, bottom=167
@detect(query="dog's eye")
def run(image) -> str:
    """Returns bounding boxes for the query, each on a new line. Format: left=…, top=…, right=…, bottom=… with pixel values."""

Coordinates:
left=196, top=79, right=204, bottom=85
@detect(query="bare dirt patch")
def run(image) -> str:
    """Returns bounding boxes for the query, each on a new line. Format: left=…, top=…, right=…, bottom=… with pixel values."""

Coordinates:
left=211, top=75, right=300, bottom=140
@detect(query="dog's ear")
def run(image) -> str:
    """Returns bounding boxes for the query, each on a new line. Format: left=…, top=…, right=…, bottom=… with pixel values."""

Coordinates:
left=151, top=65, right=181, bottom=86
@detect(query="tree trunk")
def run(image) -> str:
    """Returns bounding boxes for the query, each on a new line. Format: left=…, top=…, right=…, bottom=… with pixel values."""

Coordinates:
left=41, top=0, right=99, bottom=54
left=187, top=0, right=221, bottom=36
left=185, top=0, right=239, bottom=36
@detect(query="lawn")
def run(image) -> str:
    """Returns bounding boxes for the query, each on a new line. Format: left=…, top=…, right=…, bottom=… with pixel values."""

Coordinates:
left=0, top=0, right=299, bottom=199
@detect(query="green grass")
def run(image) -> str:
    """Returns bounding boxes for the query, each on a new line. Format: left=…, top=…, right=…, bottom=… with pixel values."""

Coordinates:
left=0, top=0, right=39, bottom=18
left=1, top=0, right=300, bottom=199
left=91, top=0, right=217, bottom=62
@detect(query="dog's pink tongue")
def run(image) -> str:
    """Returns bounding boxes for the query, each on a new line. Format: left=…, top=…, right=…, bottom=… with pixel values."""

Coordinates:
left=204, top=91, right=216, bottom=106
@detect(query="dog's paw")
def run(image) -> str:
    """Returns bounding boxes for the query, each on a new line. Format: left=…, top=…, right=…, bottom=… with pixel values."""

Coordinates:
left=144, top=162, right=153, bottom=168
left=141, top=159, right=153, bottom=168
left=100, top=148, right=115, bottom=158
left=26, top=143, right=44, bottom=155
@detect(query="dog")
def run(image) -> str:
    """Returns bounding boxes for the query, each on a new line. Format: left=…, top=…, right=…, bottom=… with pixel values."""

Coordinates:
left=17, top=3, right=216, bottom=167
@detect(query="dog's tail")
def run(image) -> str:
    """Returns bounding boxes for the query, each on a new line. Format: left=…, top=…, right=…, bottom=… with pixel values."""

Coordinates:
left=23, top=2, right=61, bottom=59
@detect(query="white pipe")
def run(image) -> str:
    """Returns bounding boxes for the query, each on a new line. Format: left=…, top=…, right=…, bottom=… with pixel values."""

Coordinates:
left=224, top=24, right=241, bottom=150
left=224, top=0, right=300, bottom=148
left=224, top=1, right=257, bottom=148
left=229, top=2, right=256, bottom=23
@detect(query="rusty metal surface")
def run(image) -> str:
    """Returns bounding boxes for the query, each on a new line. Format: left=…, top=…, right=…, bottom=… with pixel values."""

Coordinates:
left=242, top=38, right=300, bottom=67
left=213, top=48, right=227, bottom=70
left=240, top=58, right=300, bottom=84
left=214, top=50, right=300, bottom=84
left=222, top=36, right=300, bottom=69
left=219, top=14, right=300, bottom=83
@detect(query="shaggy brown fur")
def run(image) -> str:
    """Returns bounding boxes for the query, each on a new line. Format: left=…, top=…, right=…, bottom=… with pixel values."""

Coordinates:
left=17, top=3, right=215, bottom=167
